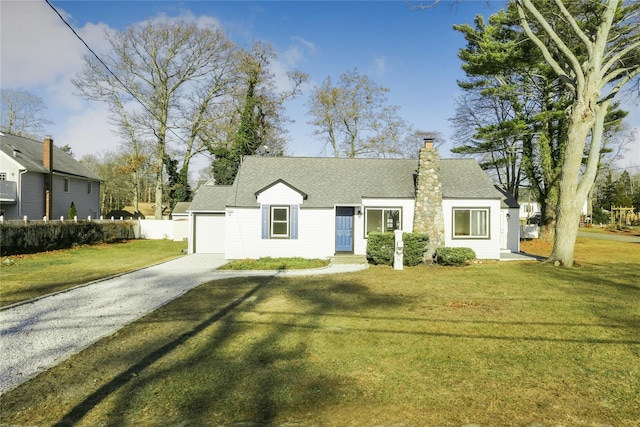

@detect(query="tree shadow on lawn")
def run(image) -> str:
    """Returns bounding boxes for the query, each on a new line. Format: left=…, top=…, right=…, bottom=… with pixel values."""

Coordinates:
left=2, top=274, right=405, bottom=426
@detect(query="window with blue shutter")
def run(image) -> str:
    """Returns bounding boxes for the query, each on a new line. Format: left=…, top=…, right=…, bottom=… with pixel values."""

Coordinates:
left=261, top=204, right=298, bottom=239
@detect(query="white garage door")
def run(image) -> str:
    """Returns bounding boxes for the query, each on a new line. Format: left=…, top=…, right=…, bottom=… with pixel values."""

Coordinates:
left=194, top=213, right=225, bottom=253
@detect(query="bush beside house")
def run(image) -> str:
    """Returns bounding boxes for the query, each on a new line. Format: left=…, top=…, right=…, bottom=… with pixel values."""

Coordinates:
left=434, top=247, right=477, bottom=266
left=366, top=232, right=429, bottom=267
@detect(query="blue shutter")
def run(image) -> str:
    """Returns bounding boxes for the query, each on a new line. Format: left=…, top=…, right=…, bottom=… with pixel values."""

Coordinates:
left=261, top=204, right=269, bottom=239
left=291, top=204, right=298, bottom=240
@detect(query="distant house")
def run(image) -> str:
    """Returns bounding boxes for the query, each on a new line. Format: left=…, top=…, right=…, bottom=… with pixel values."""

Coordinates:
left=188, top=141, right=520, bottom=260
left=0, top=132, right=102, bottom=220
left=518, top=187, right=541, bottom=222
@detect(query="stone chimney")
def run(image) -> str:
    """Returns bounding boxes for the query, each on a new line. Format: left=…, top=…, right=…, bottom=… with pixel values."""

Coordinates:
left=412, top=138, right=445, bottom=262
left=44, top=136, right=53, bottom=219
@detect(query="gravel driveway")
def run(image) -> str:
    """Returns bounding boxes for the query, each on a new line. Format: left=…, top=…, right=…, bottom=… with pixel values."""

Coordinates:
left=0, top=254, right=367, bottom=395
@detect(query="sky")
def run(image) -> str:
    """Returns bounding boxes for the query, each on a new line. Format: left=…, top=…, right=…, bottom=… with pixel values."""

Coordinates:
left=2, top=0, right=639, bottom=179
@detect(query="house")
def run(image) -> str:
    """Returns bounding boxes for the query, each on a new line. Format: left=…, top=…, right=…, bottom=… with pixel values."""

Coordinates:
left=518, top=187, right=541, bottom=222
left=0, top=132, right=102, bottom=220
left=187, top=141, right=520, bottom=260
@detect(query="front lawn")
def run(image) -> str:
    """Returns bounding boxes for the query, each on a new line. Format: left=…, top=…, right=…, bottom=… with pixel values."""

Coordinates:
left=0, top=239, right=187, bottom=307
left=0, top=236, right=638, bottom=426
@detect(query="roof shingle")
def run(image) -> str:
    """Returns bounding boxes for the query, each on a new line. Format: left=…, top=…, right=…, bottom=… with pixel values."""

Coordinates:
left=0, top=133, right=102, bottom=181
left=190, top=155, right=503, bottom=210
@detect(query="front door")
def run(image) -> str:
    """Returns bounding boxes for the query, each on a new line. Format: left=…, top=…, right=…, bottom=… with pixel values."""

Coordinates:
left=335, top=207, right=354, bottom=252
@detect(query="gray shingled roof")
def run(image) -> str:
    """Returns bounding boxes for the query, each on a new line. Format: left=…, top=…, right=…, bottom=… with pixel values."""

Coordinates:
left=188, top=184, right=234, bottom=211
left=190, top=155, right=503, bottom=210
left=0, top=133, right=102, bottom=181
left=230, top=157, right=418, bottom=208
left=440, top=158, right=502, bottom=199
left=171, top=201, right=192, bottom=215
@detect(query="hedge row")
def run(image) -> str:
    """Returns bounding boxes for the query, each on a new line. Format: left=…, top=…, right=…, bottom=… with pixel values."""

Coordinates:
left=366, top=232, right=429, bottom=266
left=0, top=221, right=136, bottom=256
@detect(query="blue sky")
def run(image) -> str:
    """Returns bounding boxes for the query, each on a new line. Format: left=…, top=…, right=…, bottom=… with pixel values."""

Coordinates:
left=2, top=0, right=638, bottom=176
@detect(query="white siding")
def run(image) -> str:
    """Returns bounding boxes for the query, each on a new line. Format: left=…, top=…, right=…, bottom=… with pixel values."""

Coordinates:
left=519, top=201, right=540, bottom=220
left=225, top=207, right=335, bottom=259
left=256, top=182, right=305, bottom=205
left=507, top=207, right=520, bottom=252
left=172, top=215, right=189, bottom=242
left=442, top=199, right=502, bottom=260
left=0, top=152, right=20, bottom=218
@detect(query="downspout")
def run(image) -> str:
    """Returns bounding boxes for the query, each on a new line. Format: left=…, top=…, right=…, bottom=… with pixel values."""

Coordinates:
left=18, top=169, right=27, bottom=218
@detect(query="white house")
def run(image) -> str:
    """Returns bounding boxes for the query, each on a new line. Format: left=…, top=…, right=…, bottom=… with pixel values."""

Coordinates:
left=188, top=142, right=520, bottom=260
left=0, top=133, right=102, bottom=220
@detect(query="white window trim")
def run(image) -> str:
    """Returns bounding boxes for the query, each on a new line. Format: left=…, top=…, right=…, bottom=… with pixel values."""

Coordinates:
left=364, top=207, right=402, bottom=236
left=453, top=207, right=490, bottom=239
left=87, top=181, right=92, bottom=195
left=64, top=178, right=70, bottom=193
left=270, top=205, right=290, bottom=238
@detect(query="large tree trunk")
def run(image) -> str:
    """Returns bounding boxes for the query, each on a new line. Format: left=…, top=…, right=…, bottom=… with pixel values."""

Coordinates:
left=548, top=99, right=595, bottom=266
left=154, top=163, right=164, bottom=219
left=154, top=138, right=166, bottom=220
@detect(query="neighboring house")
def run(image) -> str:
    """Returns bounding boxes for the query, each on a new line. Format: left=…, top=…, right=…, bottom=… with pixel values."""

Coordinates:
left=188, top=141, right=520, bottom=260
left=518, top=187, right=541, bottom=222
left=0, top=132, right=102, bottom=220
left=171, top=201, right=191, bottom=242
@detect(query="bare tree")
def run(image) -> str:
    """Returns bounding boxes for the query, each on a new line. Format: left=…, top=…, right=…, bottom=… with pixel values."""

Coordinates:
left=73, top=20, right=238, bottom=218
left=307, top=68, right=410, bottom=158
left=0, top=89, right=52, bottom=138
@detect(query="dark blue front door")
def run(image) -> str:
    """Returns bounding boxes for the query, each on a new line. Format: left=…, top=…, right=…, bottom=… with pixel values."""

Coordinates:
left=335, top=207, right=354, bottom=252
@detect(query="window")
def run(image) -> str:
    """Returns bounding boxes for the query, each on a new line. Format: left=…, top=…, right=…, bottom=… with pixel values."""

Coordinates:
left=87, top=181, right=92, bottom=195
left=365, top=208, right=401, bottom=235
left=261, top=204, right=298, bottom=239
left=271, top=206, right=289, bottom=238
left=0, top=173, right=6, bottom=181
left=64, top=178, right=70, bottom=193
left=453, top=208, right=489, bottom=238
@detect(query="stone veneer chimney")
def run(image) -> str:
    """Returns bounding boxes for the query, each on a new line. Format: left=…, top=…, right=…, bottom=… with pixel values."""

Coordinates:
left=413, top=138, right=445, bottom=262
left=44, top=136, right=53, bottom=219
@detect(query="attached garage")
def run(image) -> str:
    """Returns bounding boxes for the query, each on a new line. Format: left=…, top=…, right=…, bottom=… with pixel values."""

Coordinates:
left=192, top=213, right=225, bottom=253
left=187, top=183, right=233, bottom=255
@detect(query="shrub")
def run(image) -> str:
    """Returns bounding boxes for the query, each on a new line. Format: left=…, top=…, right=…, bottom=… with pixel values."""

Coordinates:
left=434, top=247, right=476, bottom=266
left=0, top=221, right=136, bottom=256
left=366, top=232, right=430, bottom=266
left=68, top=202, right=77, bottom=220
left=402, top=233, right=429, bottom=266
left=366, top=232, right=394, bottom=265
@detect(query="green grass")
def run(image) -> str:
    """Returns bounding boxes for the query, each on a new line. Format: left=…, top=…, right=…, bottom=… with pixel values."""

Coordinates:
left=0, top=239, right=187, bottom=307
left=0, top=237, right=639, bottom=426
left=218, top=256, right=330, bottom=270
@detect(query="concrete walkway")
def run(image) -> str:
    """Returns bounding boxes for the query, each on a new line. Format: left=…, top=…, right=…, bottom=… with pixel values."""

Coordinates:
left=0, top=255, right=368, bottom=395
